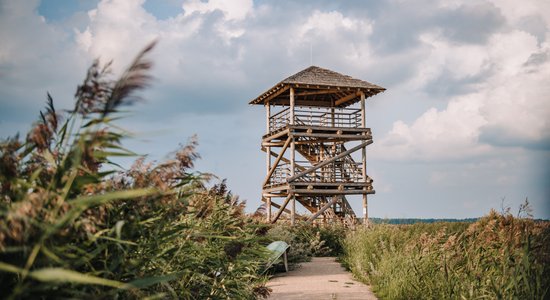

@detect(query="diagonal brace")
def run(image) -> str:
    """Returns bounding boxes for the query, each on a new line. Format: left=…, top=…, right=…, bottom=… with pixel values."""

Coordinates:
left=262, top=197, right=292, bottom=215
left=306, top=196, right=340, bottom=223
left=287, top=140, right=372, bottom=183
left=271, top=194, right=293, bottom=223
left=262, top=137, right=291, bottom=187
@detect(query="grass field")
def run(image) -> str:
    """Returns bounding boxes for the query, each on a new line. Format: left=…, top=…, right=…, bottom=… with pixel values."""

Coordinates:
left=343, top=210, right=550, bottom=299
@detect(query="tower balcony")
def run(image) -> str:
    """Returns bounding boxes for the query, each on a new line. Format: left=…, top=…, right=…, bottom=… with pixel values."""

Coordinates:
left=268, top=106, right=362, bottom=134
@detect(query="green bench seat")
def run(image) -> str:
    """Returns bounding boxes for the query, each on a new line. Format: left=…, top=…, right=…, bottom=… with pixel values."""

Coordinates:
left=266, top=241, right=289, bottom=272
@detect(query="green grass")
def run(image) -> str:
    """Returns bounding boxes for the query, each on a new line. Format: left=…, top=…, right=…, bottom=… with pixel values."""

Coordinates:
left=0, top=42, right=271, bottom=299
left=343, top=211, right=550, bottom=299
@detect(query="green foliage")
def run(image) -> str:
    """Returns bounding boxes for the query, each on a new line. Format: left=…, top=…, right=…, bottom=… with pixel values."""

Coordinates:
left=343, top=211, right=550, bottom=299
left=0, top=42, right=269, bottom=299
left=317, top=224, right=346, bottom=256
left=266, top=222, right=346, bottom=266
left=369, top=217, right=479, bottom=225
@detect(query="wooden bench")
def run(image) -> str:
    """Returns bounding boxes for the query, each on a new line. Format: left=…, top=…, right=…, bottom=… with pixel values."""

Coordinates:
left=266, top=241, right=289, bottom=272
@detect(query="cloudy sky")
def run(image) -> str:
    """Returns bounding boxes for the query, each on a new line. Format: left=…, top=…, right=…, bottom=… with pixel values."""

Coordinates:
left=1, top=0, right=549, bottom=219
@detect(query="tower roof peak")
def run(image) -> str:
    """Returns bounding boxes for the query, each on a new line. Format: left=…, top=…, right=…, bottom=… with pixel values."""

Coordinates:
left=249, top=66, right=385, bottom=107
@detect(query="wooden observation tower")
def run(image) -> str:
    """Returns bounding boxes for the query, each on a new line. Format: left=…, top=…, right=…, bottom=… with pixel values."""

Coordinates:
left=250, top=66, right=385, bottom=226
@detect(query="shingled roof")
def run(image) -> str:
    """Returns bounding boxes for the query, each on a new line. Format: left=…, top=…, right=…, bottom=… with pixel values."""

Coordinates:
left=249, top=66, right=385, bottom=108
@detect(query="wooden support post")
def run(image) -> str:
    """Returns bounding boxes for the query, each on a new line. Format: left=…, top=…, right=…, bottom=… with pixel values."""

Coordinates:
left=331, top=101, right=335, bottom=127
left=283, top=250, right=289, bottom=272
left=291, top=194, right=296, bottom=226
left=266, top=104, right=271, bottom=222
left=290, top=87, right=295, bottom=126
left=360, top=91, right=368, bottom=226
left=289, top=87, right=296, bottom=226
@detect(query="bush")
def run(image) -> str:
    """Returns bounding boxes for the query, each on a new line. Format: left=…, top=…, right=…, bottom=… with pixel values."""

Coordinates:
left=0, top=42, right=269, bottom=299
left=265, top=222, right=347, bottom=267
left=343, top=210, right=550, bottom=299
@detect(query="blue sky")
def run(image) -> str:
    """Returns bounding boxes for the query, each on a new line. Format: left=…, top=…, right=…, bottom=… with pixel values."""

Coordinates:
left=1, top=0, right=549, bottom=218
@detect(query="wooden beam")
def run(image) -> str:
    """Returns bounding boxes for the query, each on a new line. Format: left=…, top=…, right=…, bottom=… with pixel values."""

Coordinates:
left=262, top=197, right=291, bottom=214
left=266, top=150, right=294, bottom=164
left=262, top=85, right=290, bottom=104
left=262, top=128, right=290, bottom=143
left=290, top=87, right=295, bottom=226
left=293, top=189, right=375, bottom=195
left=335, top=91, right=360, bottom=106
left=360, top=91, right=368, bottom=226
left=271, top=194, right=293, bottom=223
left=306, top=197, right=339, bottom=223
left=291, top=182, right=371, bottom=187
left=291, top=195, right=296, bottom=225
left=262, top=193, right=287, bottom=197
left=262, top=141, right=286, bottom=147
left=287, top=140, right=372, bottom=183
left=266, top=104, right=271, bottom=222
left=264, top=137, right=369, bottom=147
left=292, top=132, right=371, bottom=140
left=290, top=125, right=371, bottom=133
left=262, top=137, right=292, bottom=187
left=294, top=89, right=339, bottom=97
left=262, top=185, right=289, bottom=193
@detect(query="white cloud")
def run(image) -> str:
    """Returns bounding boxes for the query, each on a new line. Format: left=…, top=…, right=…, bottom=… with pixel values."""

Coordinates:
left=182, top=0, right=253, bottom=21
left=411, top=32, right=489, bottom=87
left=375, top=26, right=550, bottom=161
left=75, top=0, right=159, bottom=72
left=0, top=0, right=87, bottom=110
left=182, top=0, right=253, bottom=41
left=287, top=10, right=375, bottom=72
left=1, top=0, right=549, bottom=218
left=487, top=0, right=550, bottom=26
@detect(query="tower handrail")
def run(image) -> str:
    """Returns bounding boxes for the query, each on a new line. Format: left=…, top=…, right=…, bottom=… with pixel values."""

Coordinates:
left=269, top=107, right=362, bottom=133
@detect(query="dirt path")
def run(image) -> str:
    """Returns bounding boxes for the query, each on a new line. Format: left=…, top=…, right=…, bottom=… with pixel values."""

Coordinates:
left=267, top=257, right=377, bottom=300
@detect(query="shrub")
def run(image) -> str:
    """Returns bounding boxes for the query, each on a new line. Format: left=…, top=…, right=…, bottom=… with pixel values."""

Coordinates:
left=343, top=210, right=550, bottom=299
left=0, top=42, right=269, bottom=299
left=265, top=222, right=347, bottom=267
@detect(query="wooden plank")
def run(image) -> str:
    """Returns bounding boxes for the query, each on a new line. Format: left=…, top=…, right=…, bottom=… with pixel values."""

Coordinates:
left=262, top=193, right=287, bottom=197
left=287, top=140, right=372, bottom=183
left=262, top=141, right=286, bottom=147
left=291, top=132, right=372, bottom=140
left=294, top=89, right=339, bottom=97
left=271, top=194, right=293, bottom=223
left=291, top=182, right=371, bottom=187
left=262, top=137, right=291, bottom=188
left=263, top=137, right=369, bottom=147
left=262, top=128, right=290, bottom=143
left=290, top=125, right=371, bottom=133
left=293, top=189, right=376, bottom=195
left=262, top=184, right=289, bottom=193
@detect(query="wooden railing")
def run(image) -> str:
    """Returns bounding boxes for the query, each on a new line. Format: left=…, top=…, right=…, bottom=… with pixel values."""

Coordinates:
left=269, top=107, right=362, bottom=133
left=266, top=159, right=364, bottom=187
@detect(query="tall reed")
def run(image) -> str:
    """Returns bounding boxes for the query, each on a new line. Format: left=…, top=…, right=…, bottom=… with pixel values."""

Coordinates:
left=0, top=42, right=269, bottom=299
left=343, top=210, right=550, bottom=299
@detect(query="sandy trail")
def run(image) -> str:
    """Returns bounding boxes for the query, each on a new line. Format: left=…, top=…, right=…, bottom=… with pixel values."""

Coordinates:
left=267, top=257, right=377, bottom=300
